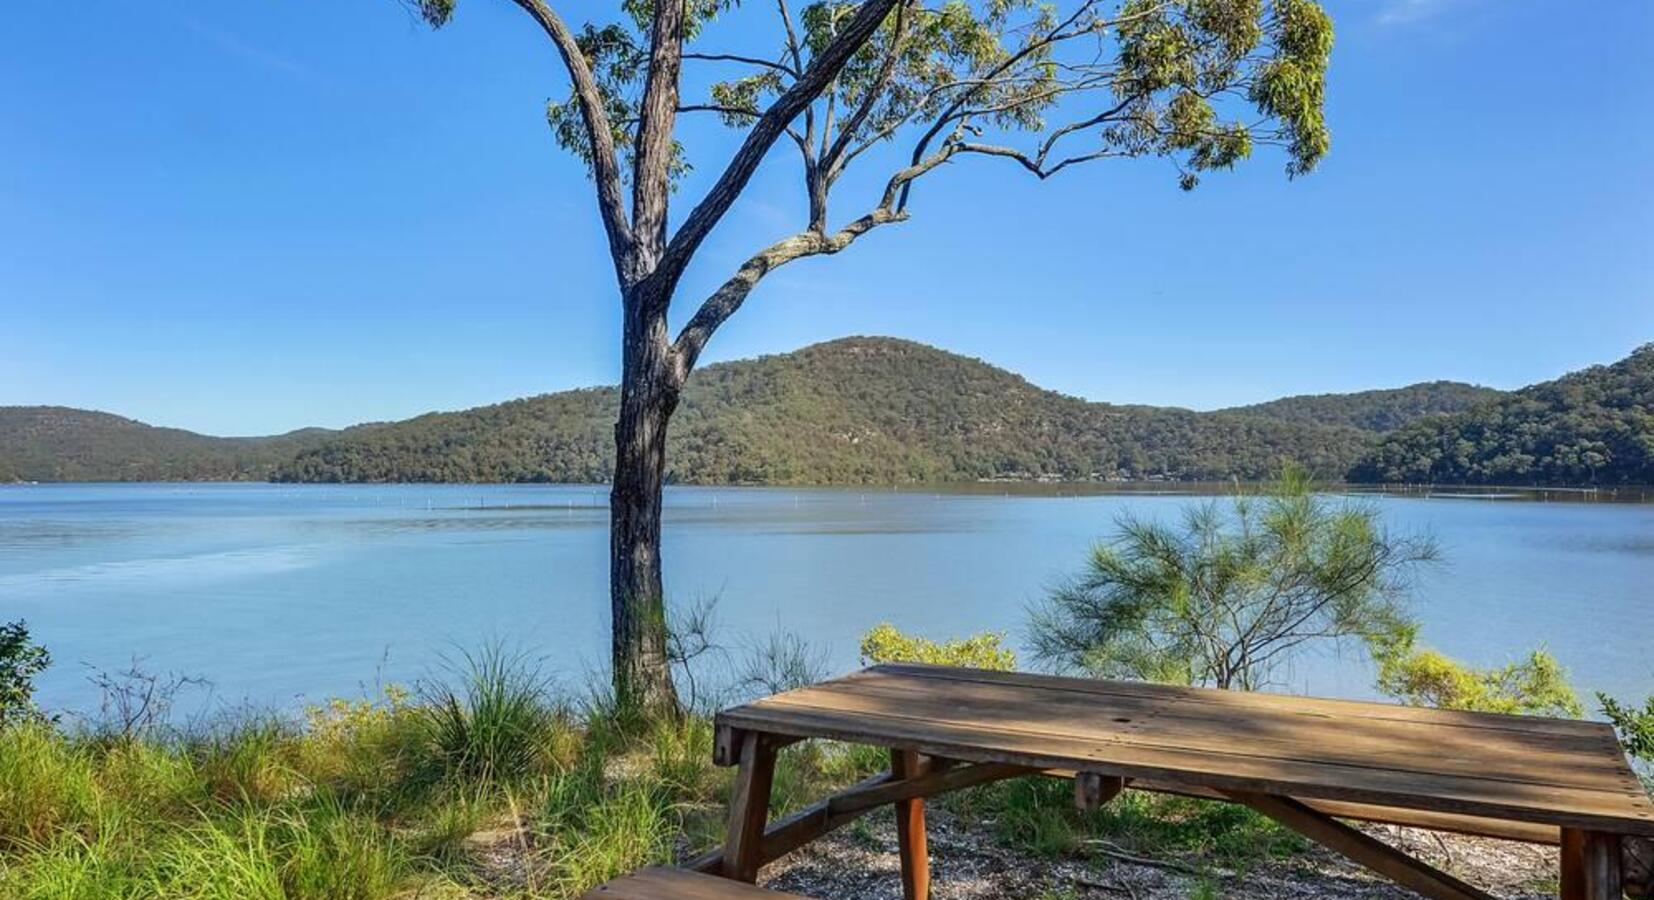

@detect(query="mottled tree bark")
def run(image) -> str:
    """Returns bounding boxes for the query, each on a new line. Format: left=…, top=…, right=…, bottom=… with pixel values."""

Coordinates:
left=609, top=287, right=680, bottom=712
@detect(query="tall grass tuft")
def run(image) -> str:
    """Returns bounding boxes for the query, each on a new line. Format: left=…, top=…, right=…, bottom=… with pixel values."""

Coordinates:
left=420, top=644, right=564, bottom=784
left=0, top=722, right=102, bottom=852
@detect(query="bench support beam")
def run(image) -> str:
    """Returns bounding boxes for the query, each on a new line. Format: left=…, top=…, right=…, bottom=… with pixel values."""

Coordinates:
left=892, top=748, right=931, bottom=900
left=1223, top=791, right=1495, bottom=900
left=1560, top=828, right=1622, bottom=900
left=722, top=731, right=779, bottom=882
left=690, top=760, right=1035, bottom=878
left=1074, top=772, right=1125, bottom=812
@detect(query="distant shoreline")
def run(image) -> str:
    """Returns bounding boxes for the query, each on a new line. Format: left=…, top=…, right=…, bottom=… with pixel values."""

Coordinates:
left=5, top=479, right=1650, bottom=503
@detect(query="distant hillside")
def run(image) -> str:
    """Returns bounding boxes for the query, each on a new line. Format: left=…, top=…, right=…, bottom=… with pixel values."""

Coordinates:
left=0, top=407, right=341, bottom=482
left=13, top=338, right=1646, bottom=487
left=1351, top=344, right=1654, bottom=485
left=1222, top=381, right=1504, bottom=432
left=272, top=338, right=1371, bottom=484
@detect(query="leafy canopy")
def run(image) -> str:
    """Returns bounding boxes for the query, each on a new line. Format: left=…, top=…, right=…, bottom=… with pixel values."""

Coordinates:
left=417, top=0, right=1333, bottom=198
left=1029, top=465, right=1436, bottom=690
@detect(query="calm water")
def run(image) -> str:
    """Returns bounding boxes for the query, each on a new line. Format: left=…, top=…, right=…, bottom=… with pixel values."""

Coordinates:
left=1, top=483, right=1649, bottom=716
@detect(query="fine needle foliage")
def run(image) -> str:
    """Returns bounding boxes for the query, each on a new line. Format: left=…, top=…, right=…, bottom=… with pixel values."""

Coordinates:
left=1029, top=465, right=1438, bottom=690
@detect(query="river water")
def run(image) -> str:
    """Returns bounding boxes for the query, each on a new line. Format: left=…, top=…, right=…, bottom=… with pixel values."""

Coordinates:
left=1, top=482, right=1648, bottom=716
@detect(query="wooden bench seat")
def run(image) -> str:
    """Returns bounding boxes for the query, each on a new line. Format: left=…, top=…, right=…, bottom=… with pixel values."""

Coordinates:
left=581, top=867, right=810, bottom=899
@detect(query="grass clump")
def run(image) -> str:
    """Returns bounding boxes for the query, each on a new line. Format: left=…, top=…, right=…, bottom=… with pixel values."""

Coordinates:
left=0, top=641, right=1310, bottom=898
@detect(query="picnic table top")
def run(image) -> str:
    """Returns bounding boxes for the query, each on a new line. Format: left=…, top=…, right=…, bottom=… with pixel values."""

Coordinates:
left=716, top=663, right=1654, bottom=836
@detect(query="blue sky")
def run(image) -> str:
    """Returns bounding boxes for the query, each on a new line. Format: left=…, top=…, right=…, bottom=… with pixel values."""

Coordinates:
left=3, top=0, right=1650, bottom=435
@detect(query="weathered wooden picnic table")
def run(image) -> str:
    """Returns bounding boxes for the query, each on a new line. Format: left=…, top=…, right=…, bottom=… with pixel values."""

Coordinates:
left=695, top=663, right=1654, bottom=900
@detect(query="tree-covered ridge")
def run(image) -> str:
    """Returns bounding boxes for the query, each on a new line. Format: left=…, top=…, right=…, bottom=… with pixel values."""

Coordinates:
left=0, top=407, right=344, bottom=482
left=1221, top=381, right=1505, bottom=432
left=1350, top=344, right=1654, bottom=485
left=273, top=337, right=1371, bottom=485
left=10, top=338, right=1650, bottom=486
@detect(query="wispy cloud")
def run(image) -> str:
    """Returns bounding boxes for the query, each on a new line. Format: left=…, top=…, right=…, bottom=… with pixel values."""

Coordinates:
left=1376, top=0, right=1465, bottom=26
left=176, top=14, right=314, bottom=79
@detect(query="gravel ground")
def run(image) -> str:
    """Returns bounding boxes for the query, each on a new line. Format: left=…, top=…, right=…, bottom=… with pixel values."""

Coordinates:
left=758, top=806, right=1559, bottom=899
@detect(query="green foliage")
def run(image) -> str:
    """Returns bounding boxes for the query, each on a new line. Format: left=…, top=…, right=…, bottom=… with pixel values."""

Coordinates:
left=266, top=338, right=1372, bottom=484
left=958, top=774, right=1303, bottom=871
left=1600, top=692, right=1654, bottom=768
left=1030, top=465, right=1435, bottom=689
left=0, top=407, right=344, bottom=482
left=16, top=341, right=1644, bottom=487
left=858, top=622, right=1016, bottom=670
left=0, top=620, right=50, bottom=728
left=0, top=644, right=1323, bottom=898
left=1353, top=343, right=1654, bottom=485
left=1222, top=381, right=1505, bottom=432
left=1372, top=629, right=1583, bottom=718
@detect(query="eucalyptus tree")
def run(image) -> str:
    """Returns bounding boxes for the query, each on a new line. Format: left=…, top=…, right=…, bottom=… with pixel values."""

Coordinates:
left=412, top=0, right=1335, bottom=710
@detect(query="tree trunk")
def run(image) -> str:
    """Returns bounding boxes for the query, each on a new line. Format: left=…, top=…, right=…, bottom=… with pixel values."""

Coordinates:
left=609, top=292, right=681, bottom=713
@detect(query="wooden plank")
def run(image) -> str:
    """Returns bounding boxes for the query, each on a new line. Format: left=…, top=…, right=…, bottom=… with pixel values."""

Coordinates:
left=1128, top=777, right=1562, bottom=845
left=892, top=748, right=930, bottom=900
left=581, top=867, right=810, bottom=899
left=1225, top=792, right=1496, bottom=900
left=1074, top=771, right=1125, bottom=812
left=722, top=731, right=778, bottom=883
left=718, top=696, right=1654, bottom=835
left=791, top=674, right=1635, bottom=789
left=1560, top=829, right=1624, bottom=900
left=866, top=664, right=1603, bottom=738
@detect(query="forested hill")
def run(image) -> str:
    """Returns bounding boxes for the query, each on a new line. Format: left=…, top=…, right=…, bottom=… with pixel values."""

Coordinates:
left=10, top=338, right=1647, bottom=486
left=1220, top=381, right=1504, bottom=432
left=0, top=407, right=343, bottom=482
left=272, top=338, right=1371, bottom=484
left=1349, top=344, right=1654, bottom=485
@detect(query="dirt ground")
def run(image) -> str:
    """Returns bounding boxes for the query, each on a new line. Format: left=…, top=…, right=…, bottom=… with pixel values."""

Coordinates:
left=759, top=806, right=1560, bottom=899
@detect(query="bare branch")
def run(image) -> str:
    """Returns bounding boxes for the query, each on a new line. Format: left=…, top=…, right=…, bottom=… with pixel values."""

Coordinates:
left=655, top=0, right=905, bottom=292
left=671, top=141, right=958, bottom=381
left=683, top=52, right=799, bottom=77
left=508, top=0, right=632, bottom=269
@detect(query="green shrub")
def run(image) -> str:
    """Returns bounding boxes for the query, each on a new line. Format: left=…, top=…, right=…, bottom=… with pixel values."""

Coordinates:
left=0, top=620, right=51, bottom=728
left=858, top=623, right=1016, bottom=670
left=1600, top=691, right=1654, bottom=793
left=1373, top=630, right=1583, bottom=718
left=1030, top=466, right=1433, bottom=690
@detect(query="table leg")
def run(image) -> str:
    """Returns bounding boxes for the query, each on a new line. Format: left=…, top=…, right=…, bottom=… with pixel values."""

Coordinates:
left=892, top=748, right=930, bottom=900
left=722, top=731, right=778, bottom=883
left=1561, top=828, right=1623, bottom=900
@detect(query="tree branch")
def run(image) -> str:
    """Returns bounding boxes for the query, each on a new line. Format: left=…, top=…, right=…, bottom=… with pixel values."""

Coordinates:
left=683, top=52, right=799, bottom=77
left=655, top=0, right=906, bottom=292
left=509, top=0, right=632, bottom=270
left=670, top=142, right=956, bottom=381
left=823, top=0, right=911, bottom=180
left=632, top=0, right=689, bottom=267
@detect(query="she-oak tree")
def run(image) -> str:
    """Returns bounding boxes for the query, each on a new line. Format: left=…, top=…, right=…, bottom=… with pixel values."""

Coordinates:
left=412, top=0, right=1334, bottom=711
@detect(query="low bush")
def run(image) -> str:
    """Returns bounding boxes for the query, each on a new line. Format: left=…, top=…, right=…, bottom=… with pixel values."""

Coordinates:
left=858, top=623, right=1017, bottom=670
left=1373, top=629, right=1583, bottom=718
